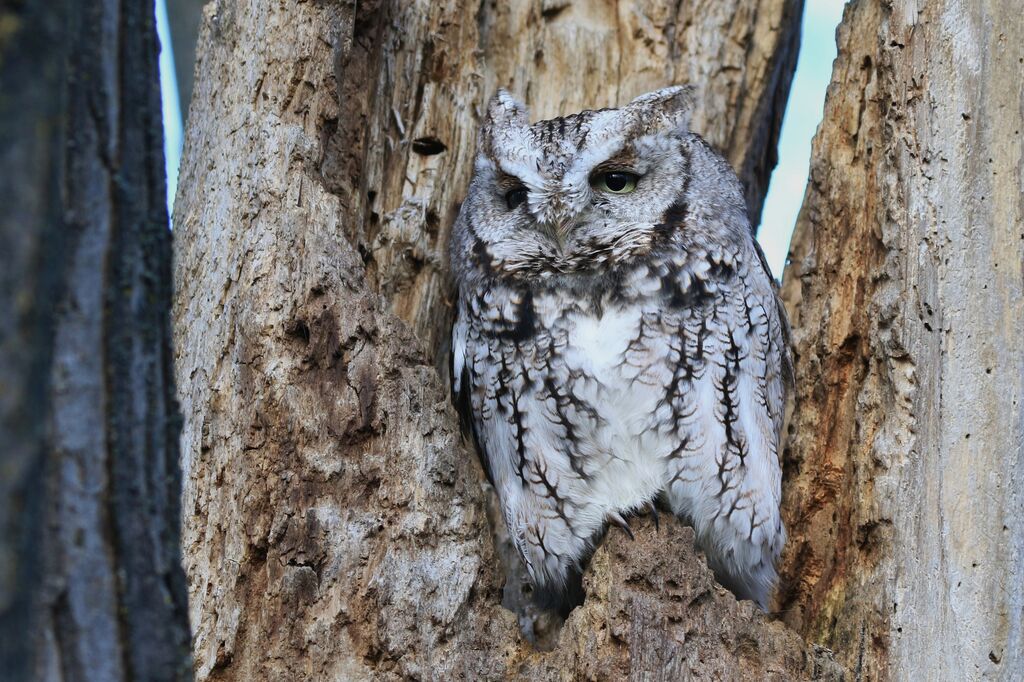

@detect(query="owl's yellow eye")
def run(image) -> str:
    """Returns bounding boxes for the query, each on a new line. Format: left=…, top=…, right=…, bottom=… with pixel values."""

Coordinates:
left=592, top=171, right=639, bottom=194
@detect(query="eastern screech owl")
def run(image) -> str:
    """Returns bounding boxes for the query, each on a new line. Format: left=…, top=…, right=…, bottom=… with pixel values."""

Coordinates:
left=449, top=86, right=791, bottom=611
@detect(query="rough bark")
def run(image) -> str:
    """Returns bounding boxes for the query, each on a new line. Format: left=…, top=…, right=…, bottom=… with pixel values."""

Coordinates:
left=172, top=0, right=842, bottom=679
left=779, top=0, right=1024, bottom=679
left=0, top=1, right=192, bottom=680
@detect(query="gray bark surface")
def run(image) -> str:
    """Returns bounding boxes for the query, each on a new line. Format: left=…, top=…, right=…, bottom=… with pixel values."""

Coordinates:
left=0, top=1, right=192, bottom=679
left=173, top=0, right=845, bottom=679
left=778, top=0, right=1024, bottom=679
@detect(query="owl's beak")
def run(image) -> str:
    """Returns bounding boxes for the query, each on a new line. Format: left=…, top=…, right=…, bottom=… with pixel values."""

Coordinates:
left=556, top=218, right=575, bottom=243
left=539, top=217, right=575, bottom=250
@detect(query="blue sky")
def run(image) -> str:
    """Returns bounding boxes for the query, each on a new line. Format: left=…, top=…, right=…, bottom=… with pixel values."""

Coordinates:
left=156, top=1, right=846, bottom=273
left=156, top=0, right=182, bottom=220
left=757, top=0, right=847, bottom=276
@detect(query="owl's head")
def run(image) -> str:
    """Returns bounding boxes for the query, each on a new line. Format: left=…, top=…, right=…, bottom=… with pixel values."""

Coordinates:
left=452, top=86, right=748, bottom=284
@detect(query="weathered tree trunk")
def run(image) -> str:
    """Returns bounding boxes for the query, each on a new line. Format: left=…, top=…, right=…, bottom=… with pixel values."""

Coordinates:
left=779, top=0, right=1024, bottom=678
left=0, top=1, right=192, bottom=680
left=172, top=0, right=848, bottom=679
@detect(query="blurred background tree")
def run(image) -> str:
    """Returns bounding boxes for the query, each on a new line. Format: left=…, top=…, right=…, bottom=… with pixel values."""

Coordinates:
left=0, top=1, right=191, bottom=679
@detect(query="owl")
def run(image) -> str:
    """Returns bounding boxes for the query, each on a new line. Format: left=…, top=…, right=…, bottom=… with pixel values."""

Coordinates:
left=449, top=86, right=792, bottom=612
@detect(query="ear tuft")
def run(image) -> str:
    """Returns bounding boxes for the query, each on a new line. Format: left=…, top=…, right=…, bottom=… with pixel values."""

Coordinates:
left=479, top=88, right=530, bottom=158
left=486, top=89, right=530, bottom=128
left=627, top=85, right=696, bottom=132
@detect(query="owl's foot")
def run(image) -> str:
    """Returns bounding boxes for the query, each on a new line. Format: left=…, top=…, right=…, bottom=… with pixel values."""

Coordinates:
left=645, top=500, right=660, bottom=531
left=607, top=502, right=662, bottom=540
left=607, top=511, right=634, bottom=540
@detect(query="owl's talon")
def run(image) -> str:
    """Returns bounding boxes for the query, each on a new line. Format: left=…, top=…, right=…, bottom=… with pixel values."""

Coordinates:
left=608, top=511, right=634, bottom=540
left=646, top=501, right=660, bottom=531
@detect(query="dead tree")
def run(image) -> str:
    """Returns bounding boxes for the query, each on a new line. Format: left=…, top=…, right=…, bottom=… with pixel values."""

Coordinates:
left=779, top=0, right=1024, bottom=678
left=171, top=0, right=844, bottom=679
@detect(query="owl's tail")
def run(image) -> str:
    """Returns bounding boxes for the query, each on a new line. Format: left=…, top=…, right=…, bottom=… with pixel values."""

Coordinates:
left=531, top=565, right=586, bottom=618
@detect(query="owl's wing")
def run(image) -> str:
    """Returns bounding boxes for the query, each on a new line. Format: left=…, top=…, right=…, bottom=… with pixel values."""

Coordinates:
left=751, top=238, right=793, bottom=389
left=659, top=241, right=790, bottom=609
left=451, top=309, right=494, bottom=485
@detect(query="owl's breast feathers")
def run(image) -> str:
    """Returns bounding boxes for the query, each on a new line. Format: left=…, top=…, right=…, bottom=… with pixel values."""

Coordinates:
left=451, top=238, right=789, bottom=608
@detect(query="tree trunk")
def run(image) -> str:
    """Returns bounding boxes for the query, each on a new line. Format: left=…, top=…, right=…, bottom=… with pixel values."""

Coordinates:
left=173, top=0, right=848, bottom=679
left=0, top=1, right=192, bottom=680
left=779, top=0, right=1024, bottom=678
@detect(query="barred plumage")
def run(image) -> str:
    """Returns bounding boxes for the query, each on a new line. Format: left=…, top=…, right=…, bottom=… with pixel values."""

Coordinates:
left=450, top=87, right=791, bottom=611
